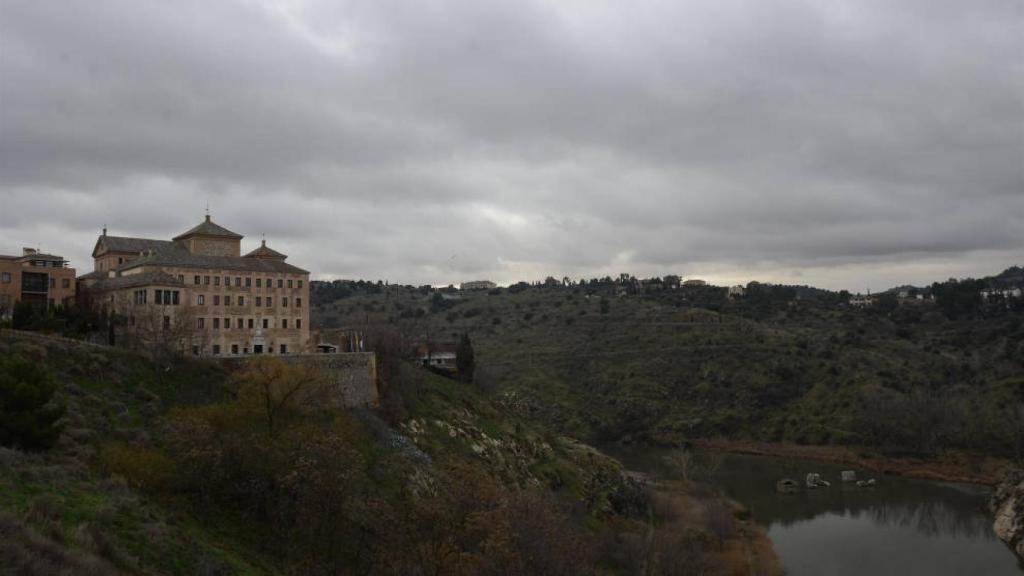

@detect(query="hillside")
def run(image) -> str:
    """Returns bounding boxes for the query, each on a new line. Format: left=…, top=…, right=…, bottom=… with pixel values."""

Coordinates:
left=0, top=331, right=781, bottom=575
left=312, top=270, right=1024, bottom=459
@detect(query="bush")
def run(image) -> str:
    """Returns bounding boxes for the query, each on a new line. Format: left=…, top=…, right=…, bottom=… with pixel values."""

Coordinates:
left=0, top=357, right=65, bottom=451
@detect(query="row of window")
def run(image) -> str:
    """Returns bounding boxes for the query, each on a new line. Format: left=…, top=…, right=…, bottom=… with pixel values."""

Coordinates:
left=195, top=294, right=302, bottom=308
left=196, top=317, right=303, bottom=330
left=196, top=343, right=289, bottom=356
left=134, top=289, right=181, bottom=305
left=192, top=275, right=303, bottom=289
left=0, top=273, right=70, bottom=289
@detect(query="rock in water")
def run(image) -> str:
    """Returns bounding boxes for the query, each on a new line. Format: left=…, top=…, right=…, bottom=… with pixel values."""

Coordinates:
left=990, top=469, right=1024, bottom=561
left=841, top=470, right=857, bottom=483
left=806, top=473, right=829, bottom=488
left=776, top=478, right=800, bottom=494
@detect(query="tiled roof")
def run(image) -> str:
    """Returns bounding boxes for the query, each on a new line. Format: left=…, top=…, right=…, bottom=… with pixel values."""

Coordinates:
left=77, top=270, right=109, bottom=281
left=172, top=216, right=243, bottom=240
left=87, top=271, right=185, bottom=291
left=94, top=236, right=183, bottom=257
left=243, top=240, right=287, bottom=260
left=117, top=250, right=308, bottom=275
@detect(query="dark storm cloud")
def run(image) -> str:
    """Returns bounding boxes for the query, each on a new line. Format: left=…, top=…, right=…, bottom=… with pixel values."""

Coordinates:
left=1, top=0, right=1021, bottom=289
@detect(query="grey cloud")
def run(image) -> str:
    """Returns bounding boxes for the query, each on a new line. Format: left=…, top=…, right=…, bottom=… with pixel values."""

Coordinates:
left=0, top=0, right=1021, bottom=290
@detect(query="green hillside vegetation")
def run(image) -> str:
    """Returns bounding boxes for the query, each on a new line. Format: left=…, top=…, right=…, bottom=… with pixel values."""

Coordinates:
left=6, top=332, right=753, bottom=575
left=312, top=272, right=1024, bottom=461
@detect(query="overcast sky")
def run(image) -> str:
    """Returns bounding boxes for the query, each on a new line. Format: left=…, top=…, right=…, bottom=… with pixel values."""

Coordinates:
left=1, top=1, right=1022, bottom=290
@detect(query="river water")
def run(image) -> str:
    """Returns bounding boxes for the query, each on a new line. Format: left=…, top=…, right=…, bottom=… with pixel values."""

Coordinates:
left=606, top=447, right=1024, bottom=576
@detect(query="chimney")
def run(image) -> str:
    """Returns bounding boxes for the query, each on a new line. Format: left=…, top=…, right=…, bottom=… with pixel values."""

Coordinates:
left=205, top=214, right=211, bottom=223
left=102, top=225, right=107, bottom=236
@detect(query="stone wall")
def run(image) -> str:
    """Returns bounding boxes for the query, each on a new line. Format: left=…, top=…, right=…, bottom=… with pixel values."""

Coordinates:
left=991, top=468, right=1024, bottom=561
left=230, top=353, right=379, bottom=409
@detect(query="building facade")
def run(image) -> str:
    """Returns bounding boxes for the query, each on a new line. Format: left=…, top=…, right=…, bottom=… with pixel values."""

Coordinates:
left=0, top=248, right=76, bottom=318
left=78, top=216, right=310, bottom=356
left=460, top=280, right=497, bottom=291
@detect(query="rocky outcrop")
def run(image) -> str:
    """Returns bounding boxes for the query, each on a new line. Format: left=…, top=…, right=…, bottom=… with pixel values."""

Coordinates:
left=990, top=469, right=1024, bottom=560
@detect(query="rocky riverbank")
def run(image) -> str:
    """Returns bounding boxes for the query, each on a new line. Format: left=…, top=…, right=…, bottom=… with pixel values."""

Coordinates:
left=695, top=439, right=1011, bottom=485
left=990, top=469, right=1024, bottom=561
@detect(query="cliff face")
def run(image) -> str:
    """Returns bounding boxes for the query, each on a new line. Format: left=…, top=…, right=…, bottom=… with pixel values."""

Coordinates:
left=991, top=469, right=1024, bottom=560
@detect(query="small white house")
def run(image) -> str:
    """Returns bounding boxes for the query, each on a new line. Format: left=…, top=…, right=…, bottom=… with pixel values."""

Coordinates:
left=727, top=285, right=746, bottom=298
left=849, top=294, right=875, bottom=307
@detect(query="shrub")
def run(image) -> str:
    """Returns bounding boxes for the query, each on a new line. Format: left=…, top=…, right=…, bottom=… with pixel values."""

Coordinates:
left=0, top=357, right=65, bottom=451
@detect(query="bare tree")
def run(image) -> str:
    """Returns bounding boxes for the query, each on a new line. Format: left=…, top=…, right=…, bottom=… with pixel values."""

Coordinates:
left=230, top=357, right=327, bottom=436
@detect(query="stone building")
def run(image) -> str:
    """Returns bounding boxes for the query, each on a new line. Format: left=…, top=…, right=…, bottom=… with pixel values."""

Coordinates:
left=78, top=215, right=310, bottom=356
left=460, top=280, right=497, bottom=291
left=0, top=248, right=76, bottom=318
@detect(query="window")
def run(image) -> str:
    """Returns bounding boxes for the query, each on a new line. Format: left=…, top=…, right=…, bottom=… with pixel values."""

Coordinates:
left=172, top=290, right=180, bottom=305
left=155, top=289, right=163, bottom=304
left=198, top=294, right=205, bottom=305
left=280, top=344, right=287, bottom=354
left=262, top=318, right=268, bottom=329
left=256, top=278, right=262, bottom=288
left=192, top=345, right=199, bottom=356
left=61, top=278, right=70, bottom=289
left=177, top=274, right=184, bottom=283
left=235, top=277, right=241, bottom=286
left=283, top=297, right=288, bottom=308
left=266, top=297, right=272, bottom=307
left=213, top=345, right=221, bottom=356
left=287, top=279, right=293, bottom=288
left=236, top=318, right=243, bottom=329
left=277, top=279, right=283, bottom=288
left=214, top=276, right=220, bottom=286
left=238, top=296, right=244, bottom=306
left=224, top=317, right=230, bottom=330
left=224, top=276, right=230, bottom=286
left=298, top=280, right=303, bottom=288
left=248, top=318, right=254, bottom=329
left=296, top=319, right=302, bottom=329
left=204, top=276, right=210, bottom=285
left=213, top=295, right=220, bottom=306
left=134, top=289, right=147, bottom=304
left=282, top=319, right=288, bottom=329
left=49, top=278, right=55, bottom=288
left=117, top=257, right=123, bottom=265
left=194, top=275, right=200, bottom=285
left=1, top=272, right=10, bottom=283
left=213, top=318, right=220, bottom=329
left=225, top=295, right=232, bottom=306
left=296, top=297, right=302, bottom=308
left=256, top=296, right=262, bottom=307
left=245, top=277, right=251, bottom=287
left=198, top=318, right=205, bottom=329
left=231, top=344, right=239, bottom=355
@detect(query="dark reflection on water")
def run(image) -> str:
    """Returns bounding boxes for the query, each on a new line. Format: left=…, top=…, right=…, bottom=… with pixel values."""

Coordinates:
left=605, top=447, right=1024, bottom=576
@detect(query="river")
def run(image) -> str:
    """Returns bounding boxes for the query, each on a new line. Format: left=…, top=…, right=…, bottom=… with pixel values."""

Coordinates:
left=606, top=447, right=1024, bottom=576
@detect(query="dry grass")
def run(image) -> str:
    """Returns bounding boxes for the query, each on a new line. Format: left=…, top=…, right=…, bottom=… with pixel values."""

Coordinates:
left=0, top=512, right=120, bottom=576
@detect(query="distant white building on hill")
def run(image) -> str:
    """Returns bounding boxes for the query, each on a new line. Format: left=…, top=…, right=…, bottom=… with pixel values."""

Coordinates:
left=849, top=294, right=875, bottom=307
left=727, top=285, right=746, bottom=298
left=460, top=280, right=497, bottom=291
left=981, top=287, right=1022, bottom=301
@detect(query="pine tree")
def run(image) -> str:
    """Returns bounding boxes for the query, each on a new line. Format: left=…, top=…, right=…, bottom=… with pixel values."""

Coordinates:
left=456, top=332, right=475, bottom=384
left=0, top=357, right=65, bottom=451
